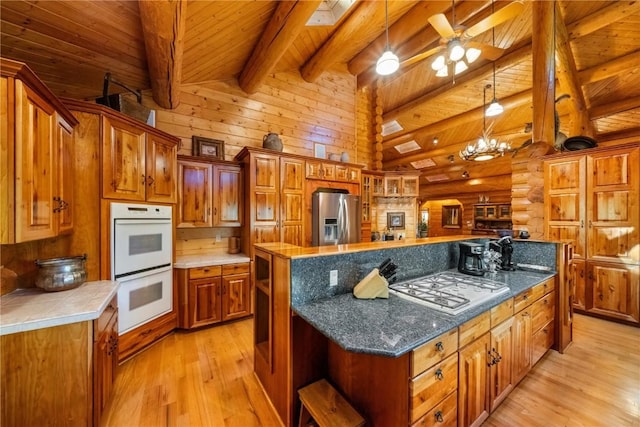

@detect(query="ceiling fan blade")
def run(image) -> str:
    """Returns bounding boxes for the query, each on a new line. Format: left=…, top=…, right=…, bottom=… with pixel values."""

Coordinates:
left=428, top=13, right=456, bottom=39
left=462, top=1, right=525, bottom=39
left=466, top=41, right=505, bottom=61
left=400, top=46, right=445, bottom=68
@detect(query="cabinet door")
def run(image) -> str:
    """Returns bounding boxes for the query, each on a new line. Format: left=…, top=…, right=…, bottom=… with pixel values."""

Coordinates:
left=572, top=259, right=586, bottom=310
left=402, top=176, right=419, bottom=196
left=586, top=148, right=639, bottom=264
left=544, top=156, right=586, bottom=259
left=177, top=160, right=213, bottom=227
left=102, top=115, right=146, bottom=200
left=252, top=154, right=280, bottom=244
left=458, top=334, right=490, bottom=427
left=93, top=308, right=118, bottom=427
left=385, top=176, right=401, bottom=196
left=214, top=165, right=242, bottom=227
left=511, top=309, right=532, bottom=385
left=188, top=277, right=222, bottom=328
left=588, top=261, right=639, bottom=323
left=146, top=133, right=177, bottom=203
left=280, top=157, right=304, bottom=246
left=14, top=81, right=57, bottom=242
left=55, top=115, right=74, bottom=234
left=222, top=273, right=251, bottom=321
left=489, top=318, right=513, bottom=412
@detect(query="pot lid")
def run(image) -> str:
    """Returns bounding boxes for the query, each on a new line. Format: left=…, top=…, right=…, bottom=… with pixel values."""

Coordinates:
left=562, top=136, right=597, bottom=151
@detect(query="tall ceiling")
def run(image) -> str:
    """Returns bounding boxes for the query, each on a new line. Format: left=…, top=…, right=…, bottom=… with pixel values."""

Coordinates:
left=2, top=0, right=639, bottom=197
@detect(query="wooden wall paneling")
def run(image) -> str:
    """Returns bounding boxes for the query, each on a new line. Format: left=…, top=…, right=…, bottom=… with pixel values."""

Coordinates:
left=356, top=87, right=374, bottom=169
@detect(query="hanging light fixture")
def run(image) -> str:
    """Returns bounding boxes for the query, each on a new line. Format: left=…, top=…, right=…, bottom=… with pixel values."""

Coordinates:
left=376, top=0, right=399, bottom=76
left=485, top=0, right=503, bottom=116
left=431, top=0, right=481, bottom=78
left=459, top=84, right=511, bottom=161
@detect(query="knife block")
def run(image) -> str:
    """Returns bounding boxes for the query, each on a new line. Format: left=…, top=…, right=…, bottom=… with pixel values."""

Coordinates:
left=353, top=268, right=389, bottom=299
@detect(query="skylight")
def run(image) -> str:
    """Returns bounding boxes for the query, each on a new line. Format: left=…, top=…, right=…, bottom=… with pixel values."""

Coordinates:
left=410, top=158, right=436, bottom=169
left=425, top=174, right=450, bottom=182
left=394, top=140, right=420, bottom=154
left=381, top=120, right=403, bottom=136
left=306, top=0, right=356, bottom=26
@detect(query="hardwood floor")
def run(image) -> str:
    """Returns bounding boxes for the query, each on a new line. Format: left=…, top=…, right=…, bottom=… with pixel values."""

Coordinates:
left=102, top=314, right=639, bottom=427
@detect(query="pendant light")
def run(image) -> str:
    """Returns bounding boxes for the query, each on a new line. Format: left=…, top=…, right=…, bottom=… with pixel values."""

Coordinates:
left=485, top=0, right=503, bottom=117
left=376, top=0, right=399, bottom=76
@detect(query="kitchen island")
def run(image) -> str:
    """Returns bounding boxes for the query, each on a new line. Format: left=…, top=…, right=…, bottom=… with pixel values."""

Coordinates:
left=253, top=236, right=572, bottom=427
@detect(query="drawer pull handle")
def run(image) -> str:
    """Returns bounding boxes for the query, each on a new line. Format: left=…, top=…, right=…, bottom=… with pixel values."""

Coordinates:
left=435, top=341, right=444, bottom=352
left=434, top=411, right=444, bottom=423
left=435, top=368, right=444, bottom=380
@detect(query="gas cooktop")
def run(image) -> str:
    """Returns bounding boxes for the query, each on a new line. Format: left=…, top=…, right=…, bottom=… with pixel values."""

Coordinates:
left=388, top=271, right=509, bottom=315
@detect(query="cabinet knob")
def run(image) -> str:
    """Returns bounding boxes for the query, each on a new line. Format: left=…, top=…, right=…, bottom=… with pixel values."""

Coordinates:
left=435, top=368, right=444, bottom=380
left=435, top=341, right=444, bottom=352
left=147, top=176, right=155, bottom=186
left=434, top=411, right=444, bottom=423
left=141, top=174, right=146, bottom=185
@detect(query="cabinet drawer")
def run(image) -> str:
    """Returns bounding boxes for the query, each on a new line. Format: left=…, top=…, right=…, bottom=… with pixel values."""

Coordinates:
left=94, top=295, right=118, bottom=339
left=490, top=298, right=514, bottom=327
left=513, top=288, right=535, bottom=313
left=532, top=291, right=555, bottom=332
left=458, top=311, right=490, bottom=348
left=531, top=277, right=555, bottom=301
left=411, top=390, right=457, bottom=427
left=411, top=329, right=458, bottom=377
left=222, top=263, right=250, bottom=276
left=532, top=320, right=554, bottom=364
left=410, top=353, right=458, bottom=422
left=189, top=266, right=222, bottom=279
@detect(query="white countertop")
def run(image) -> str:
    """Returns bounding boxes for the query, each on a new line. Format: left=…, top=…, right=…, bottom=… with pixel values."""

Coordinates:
left=174, top=253, right=250, bottom=269
left=0, top=280, right=119, bottom=336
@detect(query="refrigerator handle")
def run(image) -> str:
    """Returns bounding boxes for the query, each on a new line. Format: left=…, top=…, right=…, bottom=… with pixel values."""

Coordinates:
left=341, top=196, right=350, bottom=243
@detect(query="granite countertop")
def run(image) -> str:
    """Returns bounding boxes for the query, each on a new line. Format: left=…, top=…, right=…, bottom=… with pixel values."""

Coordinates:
left=0, top=280, right=119, bottom=336
left=292, top=269, right=556, bottom=358
left=174, top=253, right=250, bottom=269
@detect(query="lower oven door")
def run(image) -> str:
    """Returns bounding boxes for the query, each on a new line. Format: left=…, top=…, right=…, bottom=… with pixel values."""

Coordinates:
left=117, top=267, right=173, bottom=335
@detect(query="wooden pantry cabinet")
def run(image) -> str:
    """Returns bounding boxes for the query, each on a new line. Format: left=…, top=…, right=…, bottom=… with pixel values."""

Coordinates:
left=176, top=156, right=243, bottom=228
left=177, top=263, right=252, bottom=329
left=545, top=144, right=640, bottom=324
left=236, top=147, right=305, bottom=258
left=1, top=58, right=78, bottom=244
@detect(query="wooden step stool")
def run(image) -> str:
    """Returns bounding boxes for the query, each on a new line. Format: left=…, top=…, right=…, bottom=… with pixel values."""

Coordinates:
left=298, top=379, right=365, bottom=427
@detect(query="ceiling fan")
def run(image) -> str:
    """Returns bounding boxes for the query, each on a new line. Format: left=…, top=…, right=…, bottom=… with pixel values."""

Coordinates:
left=401, top=0, right=524, bottom=75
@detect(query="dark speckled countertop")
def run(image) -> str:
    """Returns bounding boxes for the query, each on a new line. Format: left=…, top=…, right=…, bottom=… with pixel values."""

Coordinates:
left=292, top=269, right=556, bottom=357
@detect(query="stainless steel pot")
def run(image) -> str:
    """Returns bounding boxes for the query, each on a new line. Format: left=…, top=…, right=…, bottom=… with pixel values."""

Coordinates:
left=35, top=254, right=87, bottom=292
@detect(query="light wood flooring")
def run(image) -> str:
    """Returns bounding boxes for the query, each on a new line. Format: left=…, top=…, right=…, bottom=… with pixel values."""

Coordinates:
left=102, top=314, right=640, bottom=427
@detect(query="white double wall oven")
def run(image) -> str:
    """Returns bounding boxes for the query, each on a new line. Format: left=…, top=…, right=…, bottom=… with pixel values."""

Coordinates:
left=110, top=202, right=173, bottom=335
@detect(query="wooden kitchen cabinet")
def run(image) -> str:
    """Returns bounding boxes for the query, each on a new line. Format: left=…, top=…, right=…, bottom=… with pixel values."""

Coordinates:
left=102, top=115, right=178, bottom=203
left=236, top=147, right=304, bottom=258
left=458, top=333, right=490, bottom=427
left=361, top=171, right=384, bottom=242
left=178, top=262, right=251, bottom=329
left=545, top=144, right=639, bottom=324
left=1, top=59, right=78, bottom=244
left=489, top=317, right=514, bottom=412
left=176, top=157, right=243, bottom=228
left=306, top=159, right=361, bottom=183
left=93, top=296, right=118, bottom=426
left=384, top=173, right=419, bottom=197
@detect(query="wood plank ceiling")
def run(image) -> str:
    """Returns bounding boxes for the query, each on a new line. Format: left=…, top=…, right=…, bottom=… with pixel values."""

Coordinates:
left=2, top=0, right=639, bottom=197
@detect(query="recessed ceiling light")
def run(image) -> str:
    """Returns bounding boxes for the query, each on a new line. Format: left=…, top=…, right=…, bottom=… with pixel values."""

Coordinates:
left=382, top=120, right=403, bottom=136
left=394, top=140, right=420, bottom=153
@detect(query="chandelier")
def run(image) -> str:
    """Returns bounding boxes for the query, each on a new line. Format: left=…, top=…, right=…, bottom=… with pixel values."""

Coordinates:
left=459, top=84, right=511, bottom=161
left=431, top=39, right=481, bottom=77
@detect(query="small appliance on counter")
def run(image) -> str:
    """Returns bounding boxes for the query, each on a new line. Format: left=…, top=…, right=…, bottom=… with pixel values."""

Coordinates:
left=458, top=242, right=485, bottom=276
left=489, top=236, right=516, bottom=271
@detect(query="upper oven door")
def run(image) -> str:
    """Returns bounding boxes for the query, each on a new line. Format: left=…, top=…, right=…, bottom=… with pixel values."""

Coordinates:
left=113, top=218, right=172, bottom=279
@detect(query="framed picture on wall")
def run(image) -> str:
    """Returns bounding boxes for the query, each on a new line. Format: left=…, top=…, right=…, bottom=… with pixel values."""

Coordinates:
left=193, top=136, right=225, bottom=160
left=387, top=212, right=405, bottom=229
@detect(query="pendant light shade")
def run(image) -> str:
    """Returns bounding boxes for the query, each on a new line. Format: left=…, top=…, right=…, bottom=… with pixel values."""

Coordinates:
left=376, top=0, right=399, bottom=76
left=486, top=99, right=504, bottom=116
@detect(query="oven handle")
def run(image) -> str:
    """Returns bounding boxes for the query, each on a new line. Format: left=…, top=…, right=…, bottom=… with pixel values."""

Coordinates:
left=114, top=219, right=172, bottom=225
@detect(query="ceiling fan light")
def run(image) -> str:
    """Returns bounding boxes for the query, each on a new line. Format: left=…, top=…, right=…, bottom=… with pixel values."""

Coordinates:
left=454, top=60, right=468, bottom=75
left=431, top=55, right=446, bottom=71
left=486, top=98, right=504, bottom=116
left=376, top=50, right=400, bottom=75
left=466, top=48, right=481, bottom=64
left=449, top=40, right=465, bottom=62
left=436, top=66, right=449, bottom=77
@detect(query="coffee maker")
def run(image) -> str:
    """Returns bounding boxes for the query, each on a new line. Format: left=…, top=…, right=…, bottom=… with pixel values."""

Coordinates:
left=489, top=236, right=516, bottom=271
left=458, top=242, right=486, bottom=276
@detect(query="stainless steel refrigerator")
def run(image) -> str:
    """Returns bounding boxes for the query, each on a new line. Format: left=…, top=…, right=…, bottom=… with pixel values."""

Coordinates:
left=312, top=190, right=361, bottom=246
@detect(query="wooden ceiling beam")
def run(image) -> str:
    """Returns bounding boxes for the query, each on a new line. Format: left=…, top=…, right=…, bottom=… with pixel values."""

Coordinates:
left=383, top=89, right=532, bottom=149
left=531, top=0, right=555, bottom=147
left=383, top=41, right=532, bottom=124
left=239, top=1, right=321, bottom=94
left=554, top=2, right=593, bottom=137
left=138, top=0, right=186, bottom=109
left=596, top=126, right=640, bottom=144
left=578, top=51, right=640, bottom=85
left=421, top=174, right=512, bottom=198
left=589, top=96, right=640, bottom=120
left=566, top=0, right=640, bottom=40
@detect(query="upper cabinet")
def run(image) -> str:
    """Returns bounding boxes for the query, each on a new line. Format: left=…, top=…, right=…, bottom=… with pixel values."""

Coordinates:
left=383, top=173, right=419, bottom=197
left=176, top=156, right=243, bottom=228
left=102, top=115, right=178, bottom=203
left=306, top=159, right=361, bottom=183
left=1, top=58, right=78, bottom=244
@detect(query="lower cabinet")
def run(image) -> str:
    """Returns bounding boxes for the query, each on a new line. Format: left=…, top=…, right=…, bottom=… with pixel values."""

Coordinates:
left=93, top=296, right=119, bottom=426
left=458, top=333, right=490, bottom=427
left=178, top=263, right=252, bottom=329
